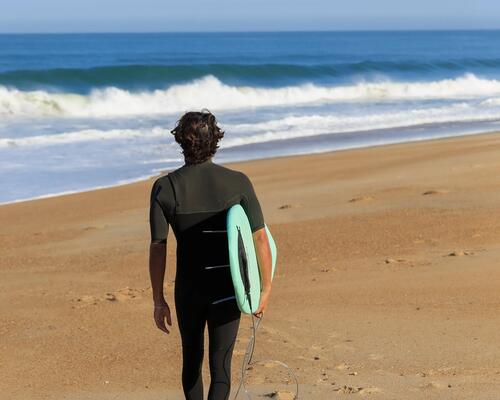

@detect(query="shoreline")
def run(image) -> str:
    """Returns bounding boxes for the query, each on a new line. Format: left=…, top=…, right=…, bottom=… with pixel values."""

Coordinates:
left=2, top=127, right=500, bottom=208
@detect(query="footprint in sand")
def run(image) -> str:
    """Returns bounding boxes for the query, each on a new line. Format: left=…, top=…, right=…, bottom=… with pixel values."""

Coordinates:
left=348, top=195, right=374, bottom=203
left=278, top=203, right=302, bottom=210
left=335, top=362, right=351, bottom=371
left=74, top=294, right=100, bottom=306
left=447, top=250, right=474, bottom=257
left=113, top=286, right=143, bottom=301
left=385, top=258, right=411, bottom=265
left=422, top=381, right=449, bottom=390
left=333, top=385, right=363, bottom=394
left=73, top=286, right=145, bottom=307
left=422, top=189, right=449, bottom=196
left=359, top=387, right=382, bottom=396
left=104, top=293, right=117, bottom=301
left=264, top=390, right=295, bottom=400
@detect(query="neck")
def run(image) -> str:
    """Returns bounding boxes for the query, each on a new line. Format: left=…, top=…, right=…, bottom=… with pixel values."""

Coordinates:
left=184, top=157, right=213, bottom=166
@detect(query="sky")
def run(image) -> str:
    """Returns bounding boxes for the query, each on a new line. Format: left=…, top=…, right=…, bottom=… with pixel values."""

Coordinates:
left=1, top=0, right=499, bottom=33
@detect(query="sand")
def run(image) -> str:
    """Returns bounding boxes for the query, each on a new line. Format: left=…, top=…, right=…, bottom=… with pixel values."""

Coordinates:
left=2, top=131, right=500, bottom=399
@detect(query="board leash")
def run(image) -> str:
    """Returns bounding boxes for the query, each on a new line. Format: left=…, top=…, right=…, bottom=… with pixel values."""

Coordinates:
left=232, top=224, right=299, bottom=399
left=233, top=295, right=300, bottom=399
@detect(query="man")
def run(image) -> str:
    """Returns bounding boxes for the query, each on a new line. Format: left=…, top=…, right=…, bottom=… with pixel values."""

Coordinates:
left=149, top=110, right=273, bottom=400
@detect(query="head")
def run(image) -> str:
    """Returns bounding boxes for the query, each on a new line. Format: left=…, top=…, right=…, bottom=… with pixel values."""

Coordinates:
left=171, top=109, right=225, bottom=164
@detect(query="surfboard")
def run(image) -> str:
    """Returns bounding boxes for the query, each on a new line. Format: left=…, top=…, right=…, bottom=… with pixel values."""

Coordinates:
left=227, top=204, right=277, bottom=314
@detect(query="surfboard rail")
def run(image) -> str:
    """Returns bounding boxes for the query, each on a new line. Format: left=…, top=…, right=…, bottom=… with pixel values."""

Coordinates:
left=227, top=204, right=277, bottom=314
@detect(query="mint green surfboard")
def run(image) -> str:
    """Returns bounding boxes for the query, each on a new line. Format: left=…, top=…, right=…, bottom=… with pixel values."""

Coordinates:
left=227, top=204, right=277, bottom=314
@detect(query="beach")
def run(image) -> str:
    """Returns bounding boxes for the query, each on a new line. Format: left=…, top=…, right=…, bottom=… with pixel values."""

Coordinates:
left=2, top=131, right=500, bottom=399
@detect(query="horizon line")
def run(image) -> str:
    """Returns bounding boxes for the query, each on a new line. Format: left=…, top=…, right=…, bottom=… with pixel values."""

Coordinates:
left=1, top=28, right=500, bottom=35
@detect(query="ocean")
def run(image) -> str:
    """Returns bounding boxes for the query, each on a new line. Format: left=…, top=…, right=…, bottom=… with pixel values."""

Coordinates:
left=2, top=30, right=500, bottom=204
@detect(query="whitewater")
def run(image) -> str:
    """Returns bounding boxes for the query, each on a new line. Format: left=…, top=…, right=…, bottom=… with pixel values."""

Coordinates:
left=3, top=74, right=500, bottom=118
left=2, top=31, right=500, bottom=204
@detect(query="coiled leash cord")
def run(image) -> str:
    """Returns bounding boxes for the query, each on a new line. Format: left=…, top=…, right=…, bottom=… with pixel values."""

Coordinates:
left=233, top=311, right=299, bottom=400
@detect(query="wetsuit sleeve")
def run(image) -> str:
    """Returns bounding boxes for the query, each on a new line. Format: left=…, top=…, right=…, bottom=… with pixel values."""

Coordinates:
left=149, top=178, right=172, bottom=244
left=240, top=173, right=266, bottom=233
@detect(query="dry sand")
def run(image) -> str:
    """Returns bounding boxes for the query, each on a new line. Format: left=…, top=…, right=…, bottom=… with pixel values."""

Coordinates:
left=2, top=132, right=500, bottom=399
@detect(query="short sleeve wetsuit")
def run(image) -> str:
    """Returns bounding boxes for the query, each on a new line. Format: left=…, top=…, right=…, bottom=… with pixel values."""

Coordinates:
left=149, top=158, right=265, bottom=400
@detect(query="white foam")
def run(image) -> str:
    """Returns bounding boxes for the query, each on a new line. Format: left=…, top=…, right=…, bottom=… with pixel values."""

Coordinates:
left=3, top=73, right=500, bottom=118
left=0, top=127, right=168, bottom=148
left=2, top=101, right=500, bottom=149
left=480, top=97, right=500, bottom=107
left=220, top=103, right=500, bottom=147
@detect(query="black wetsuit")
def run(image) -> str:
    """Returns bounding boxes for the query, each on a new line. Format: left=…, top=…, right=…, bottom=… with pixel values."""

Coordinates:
left=149, top=158, right=265, bottom=400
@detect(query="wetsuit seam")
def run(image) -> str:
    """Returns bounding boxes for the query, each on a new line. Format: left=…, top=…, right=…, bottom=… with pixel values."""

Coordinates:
left=174, top=194, right=242, bottom=215
left=166, top=174, right=178, bottom=223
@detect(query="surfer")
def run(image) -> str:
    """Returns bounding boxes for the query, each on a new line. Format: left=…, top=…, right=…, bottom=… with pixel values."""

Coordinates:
left=148, top=110, right=273, bottom=400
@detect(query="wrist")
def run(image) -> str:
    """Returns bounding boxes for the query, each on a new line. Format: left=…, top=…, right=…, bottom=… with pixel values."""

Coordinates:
left=153, top=298, right=167, bottom=307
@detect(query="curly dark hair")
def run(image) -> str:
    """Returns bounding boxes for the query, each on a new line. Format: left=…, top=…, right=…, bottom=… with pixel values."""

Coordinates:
left=170, top=109, right=225, bottom=164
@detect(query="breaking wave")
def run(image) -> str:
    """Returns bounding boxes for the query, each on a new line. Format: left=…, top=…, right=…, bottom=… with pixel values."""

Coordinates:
left=2, top=74, right=500, bottom=118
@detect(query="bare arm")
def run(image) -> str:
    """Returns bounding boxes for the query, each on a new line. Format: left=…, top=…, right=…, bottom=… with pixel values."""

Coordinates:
left=253, top=227, right=273, bottom=316
left=149, top=242, right=167, bottom=304
left=149, top=242, right=172, bottom=334
left=253, top=227, right=272, bottom=291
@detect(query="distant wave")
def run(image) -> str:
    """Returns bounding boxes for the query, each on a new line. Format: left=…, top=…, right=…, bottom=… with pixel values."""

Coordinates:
left=3, top=101, right=500, bottom=149
left=0, top=127, right=168, bottom=148
left=3, top=59, right=500, bottom=91
left=2, top=74, right=500, bottom=118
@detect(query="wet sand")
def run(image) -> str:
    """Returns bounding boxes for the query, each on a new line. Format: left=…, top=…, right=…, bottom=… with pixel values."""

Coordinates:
left=2, top=131, right=500, bottom=399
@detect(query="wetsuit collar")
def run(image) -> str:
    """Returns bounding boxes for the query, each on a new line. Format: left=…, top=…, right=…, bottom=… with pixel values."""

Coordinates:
left=184, top=157, right=213, bottom=167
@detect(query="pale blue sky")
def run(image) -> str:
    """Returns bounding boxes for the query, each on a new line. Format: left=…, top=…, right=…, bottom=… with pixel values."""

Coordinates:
left=1, top=0, right=499, bottom=33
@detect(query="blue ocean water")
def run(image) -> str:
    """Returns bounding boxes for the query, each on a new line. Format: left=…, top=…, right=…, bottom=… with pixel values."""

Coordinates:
left=2, top=31, right=500, bottom=203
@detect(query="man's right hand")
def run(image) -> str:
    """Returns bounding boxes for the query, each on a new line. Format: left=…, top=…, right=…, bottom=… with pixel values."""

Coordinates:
left=154, top=302, right=172, bottom=334
left=253, top=287, right=271, bottom=318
